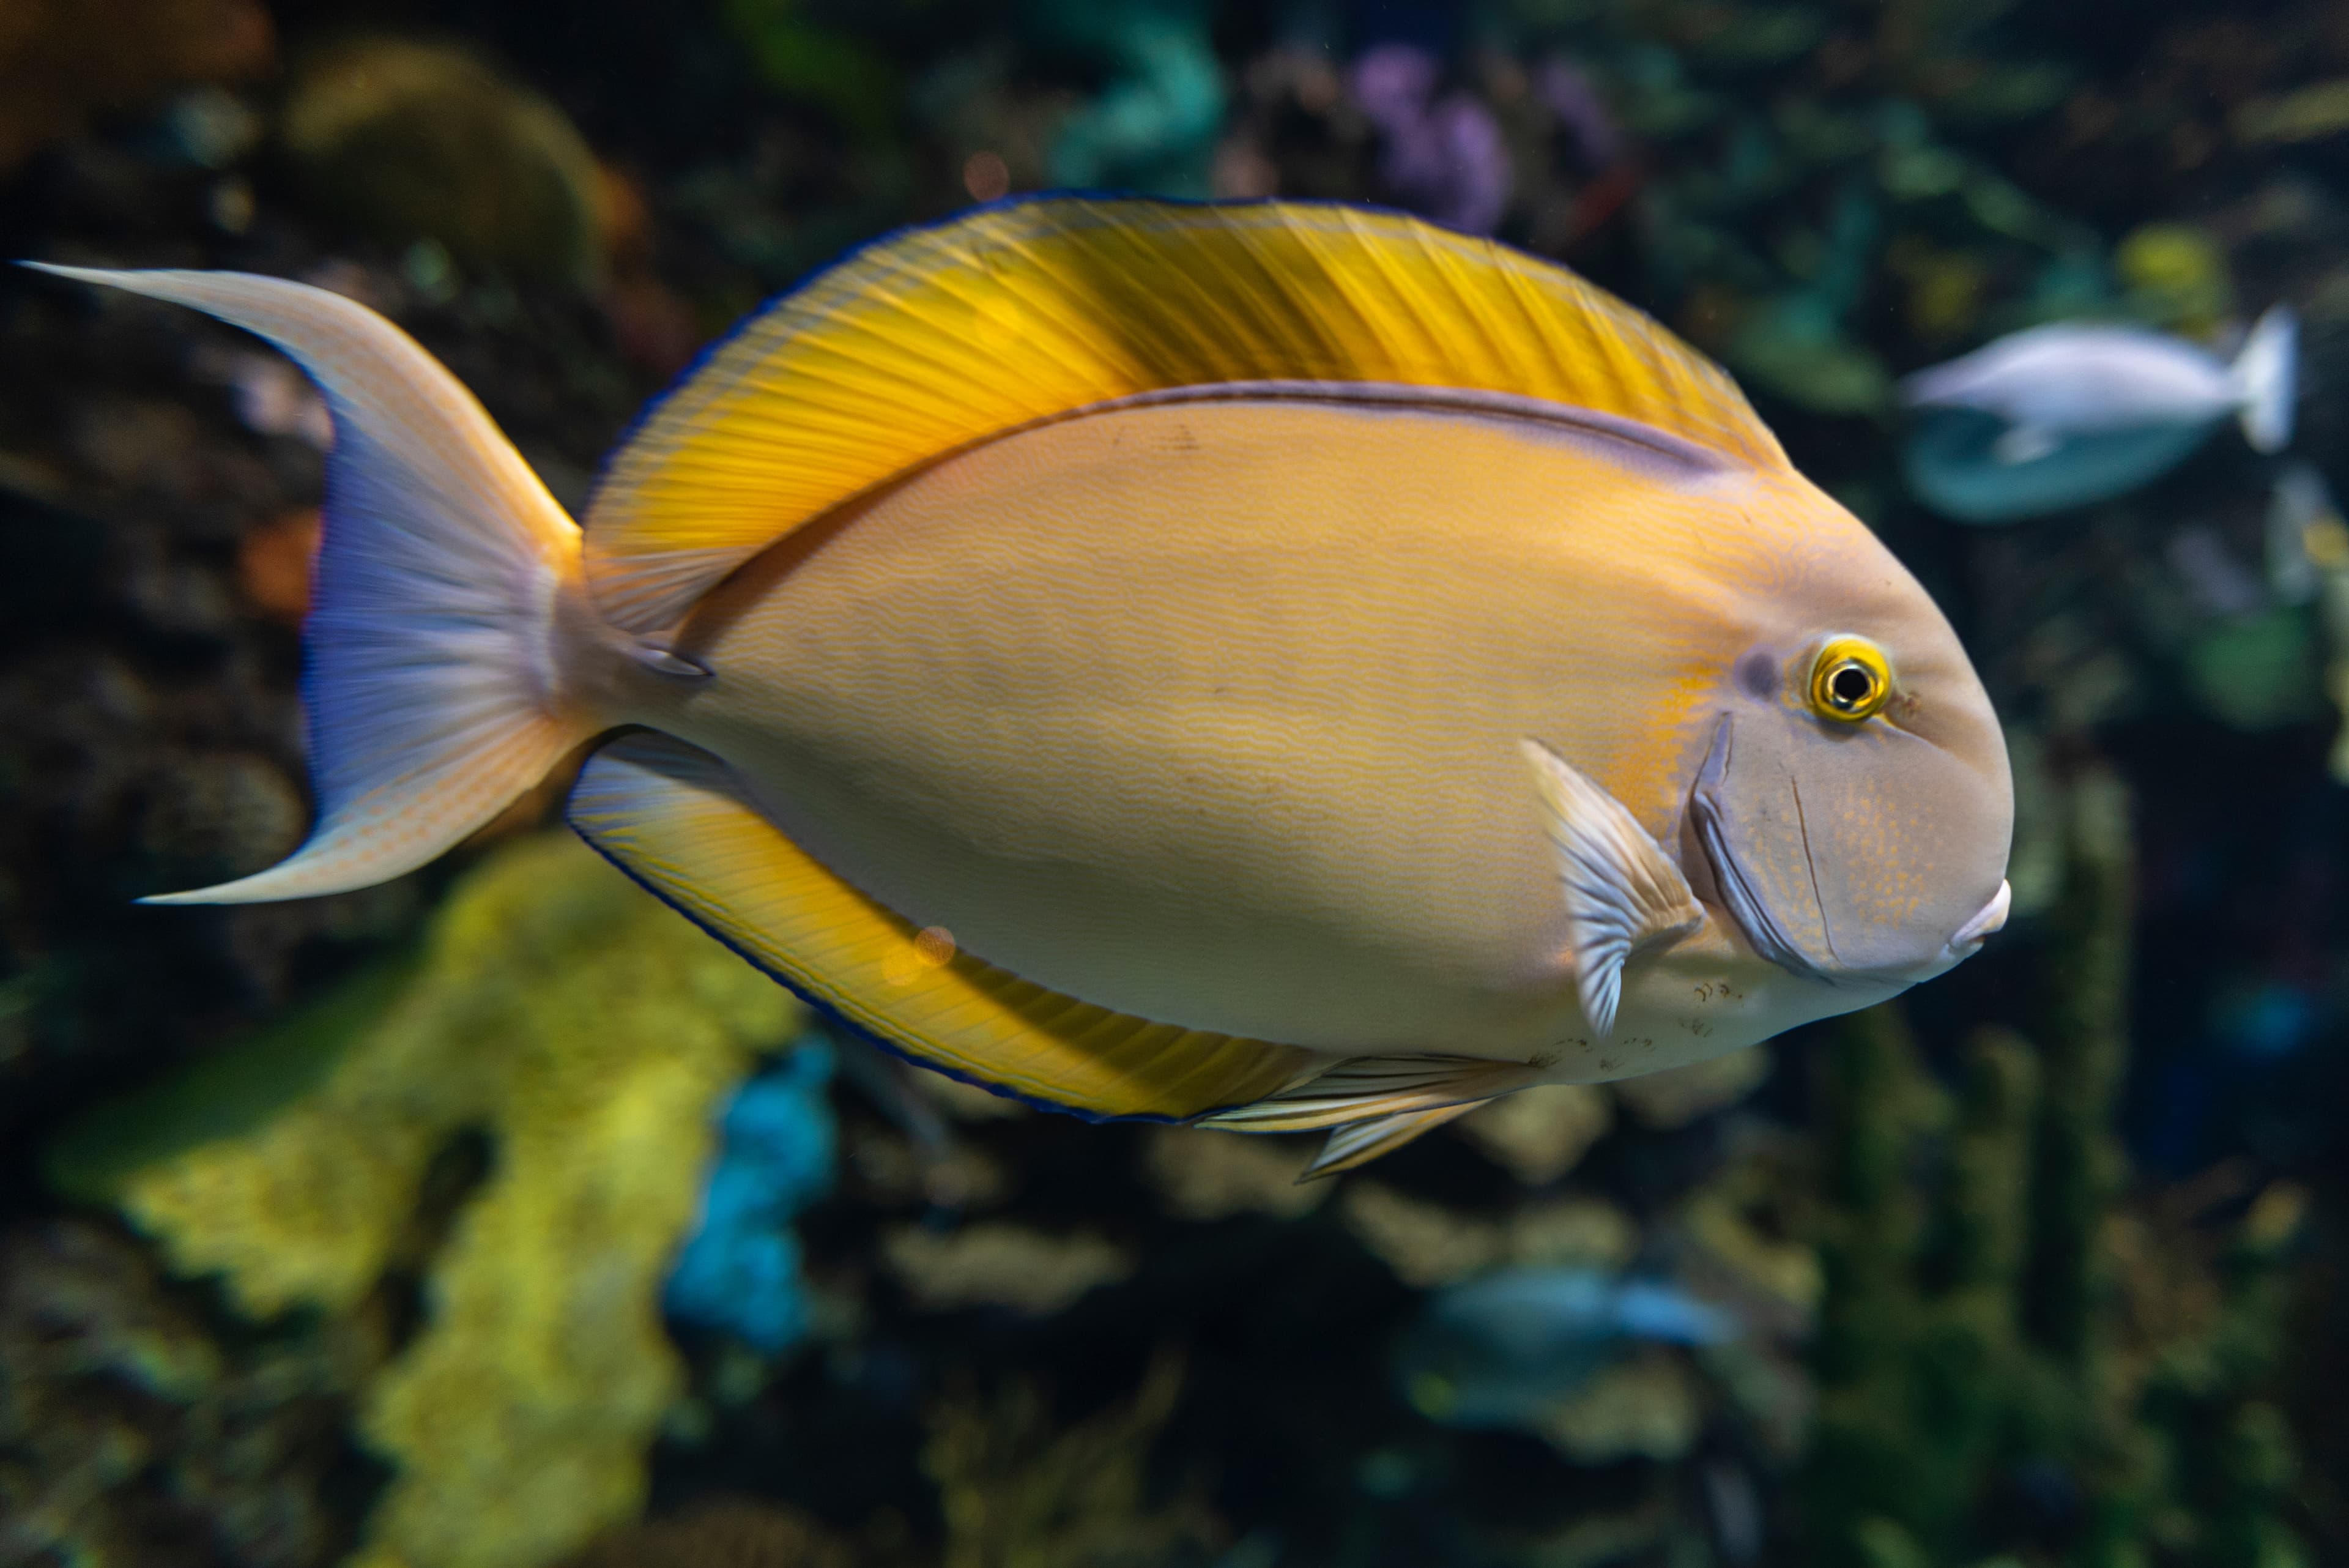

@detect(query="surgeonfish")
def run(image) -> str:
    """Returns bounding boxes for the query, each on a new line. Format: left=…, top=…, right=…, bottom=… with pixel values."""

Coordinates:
left=37, top=199, right=2014, bottom=1176
left=1900, top=307, right=2298, bottom=524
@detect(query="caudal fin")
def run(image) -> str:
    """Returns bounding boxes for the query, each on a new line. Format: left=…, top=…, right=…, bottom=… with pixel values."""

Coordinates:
left=2232, top=303, right=2298, bottom=455
left=31, top=266, right=595, bottom=903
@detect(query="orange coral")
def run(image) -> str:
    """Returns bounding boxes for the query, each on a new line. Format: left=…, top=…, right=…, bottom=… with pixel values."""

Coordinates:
left=237, top=506, right=321, bottom=625
left=0, top=0, right=274, bottom=173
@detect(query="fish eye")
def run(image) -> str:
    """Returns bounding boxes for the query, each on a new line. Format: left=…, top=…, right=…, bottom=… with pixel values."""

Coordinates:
left=1808, top=636, right=1893, bottom=722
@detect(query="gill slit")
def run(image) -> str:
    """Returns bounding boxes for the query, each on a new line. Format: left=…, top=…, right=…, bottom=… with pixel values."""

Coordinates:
left=1789, top=772, right=1838, bottom=963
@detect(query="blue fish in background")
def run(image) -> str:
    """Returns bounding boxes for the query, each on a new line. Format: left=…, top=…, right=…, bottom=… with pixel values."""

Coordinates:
left=1903, top=412, right=2219, bottom=526
left=666, top=1040, right=837, bottom=1353
left=1395, top=1266, right=1738, bottom=1429
left=1901, top=307, right=2297, bottom=524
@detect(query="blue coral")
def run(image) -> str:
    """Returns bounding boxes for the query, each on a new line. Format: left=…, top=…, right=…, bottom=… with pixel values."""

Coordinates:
left=1036, top=0, right=1225, bottom=196
left=665, top=1039, right=838, bottom=1353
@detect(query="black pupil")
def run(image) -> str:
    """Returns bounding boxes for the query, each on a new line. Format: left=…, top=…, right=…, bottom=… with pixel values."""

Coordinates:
left=1830, top=664, right=1874, bottom=707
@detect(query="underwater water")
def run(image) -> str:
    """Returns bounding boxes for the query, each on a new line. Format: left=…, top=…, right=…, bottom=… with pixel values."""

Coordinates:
left=1, top=1, right=2347, bottom=1566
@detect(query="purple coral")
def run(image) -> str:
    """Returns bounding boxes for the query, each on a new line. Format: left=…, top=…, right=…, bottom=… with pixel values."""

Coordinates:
left=1537, top=58, right=1620, bottom=173
left=1349, top=44, right=1512, bottom=236
left=1351, top=44, right=1440, bottom=128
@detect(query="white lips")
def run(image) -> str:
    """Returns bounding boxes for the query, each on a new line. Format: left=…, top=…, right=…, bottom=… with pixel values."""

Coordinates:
left=1946, top=879, right=2013, bottom=957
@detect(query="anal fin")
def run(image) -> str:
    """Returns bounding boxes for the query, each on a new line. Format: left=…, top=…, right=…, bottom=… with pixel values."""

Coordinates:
left=567, top=733, right=1323, bottom=1121
left=1301, top=1101, right=1493, bottom=1180
left=1199, top=1051, right=1538, bottom=1179
left=1197, top=1053, right=1543, bottom=1132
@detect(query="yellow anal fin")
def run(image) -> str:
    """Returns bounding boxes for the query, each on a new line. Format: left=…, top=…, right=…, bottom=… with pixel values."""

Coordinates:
left=1301, top=1101, right=1493, bottom=1180
left=585, top=198, right=1788, bottom=633
left=566, top=733, right=1323, bottom=1121
left=1196, top=1053, right=1545, bottom=1134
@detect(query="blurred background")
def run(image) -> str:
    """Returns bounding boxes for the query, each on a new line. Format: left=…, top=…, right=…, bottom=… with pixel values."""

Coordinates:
left=1, top=1, right=2345, bottom=1565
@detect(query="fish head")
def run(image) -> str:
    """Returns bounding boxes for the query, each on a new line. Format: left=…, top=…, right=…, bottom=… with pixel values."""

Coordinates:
left=1680, top=489, right=2013, bottom=992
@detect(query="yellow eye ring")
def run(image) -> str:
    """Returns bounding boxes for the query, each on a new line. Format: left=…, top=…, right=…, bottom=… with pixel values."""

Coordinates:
left=1808, top=636, right=1893, bottom=722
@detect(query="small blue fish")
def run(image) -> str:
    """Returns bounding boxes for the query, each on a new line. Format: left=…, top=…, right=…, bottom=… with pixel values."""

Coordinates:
left=1395, top=1266, right=1737, bottom=1429
left=1902, top=308, right=2297, bottom=524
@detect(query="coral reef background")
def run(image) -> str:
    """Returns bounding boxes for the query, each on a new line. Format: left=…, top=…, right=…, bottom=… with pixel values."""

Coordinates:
left=1, top=1, right=2346, bottom=1566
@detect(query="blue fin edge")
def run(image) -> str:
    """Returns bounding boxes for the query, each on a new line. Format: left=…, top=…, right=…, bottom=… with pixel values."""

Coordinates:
left=562, top=751, right=1193, bottom=1128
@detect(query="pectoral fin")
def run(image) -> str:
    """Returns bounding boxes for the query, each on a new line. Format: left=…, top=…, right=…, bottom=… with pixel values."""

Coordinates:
left=1521, top=739, right=1704, bottom=1039
left=1991, top=424, right=2059, bottom=465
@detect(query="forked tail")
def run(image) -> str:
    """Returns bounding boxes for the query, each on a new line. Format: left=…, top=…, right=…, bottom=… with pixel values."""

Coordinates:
left=32, top=266, right=597, bottom=902
left=2232, top=303, right=2298, bottom=455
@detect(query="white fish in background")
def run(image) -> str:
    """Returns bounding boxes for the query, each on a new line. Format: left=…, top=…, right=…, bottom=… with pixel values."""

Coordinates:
left=1902, top=305, right=2298, bottom=464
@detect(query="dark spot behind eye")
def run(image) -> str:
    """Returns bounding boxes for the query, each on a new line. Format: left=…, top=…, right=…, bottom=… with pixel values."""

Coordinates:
left=1734, top=648, right=1779, bottom=699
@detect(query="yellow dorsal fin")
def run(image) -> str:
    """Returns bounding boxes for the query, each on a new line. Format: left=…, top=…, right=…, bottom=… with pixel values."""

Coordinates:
left=584, top=198, right=1787, bottom=631
left=566, top=732, right=1326, bottom=1120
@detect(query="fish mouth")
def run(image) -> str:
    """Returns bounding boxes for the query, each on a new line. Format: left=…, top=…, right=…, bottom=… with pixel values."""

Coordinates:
left=1943, top=880, right=2011, bottom=960
left=1688, top=713, right=2010, bottom=985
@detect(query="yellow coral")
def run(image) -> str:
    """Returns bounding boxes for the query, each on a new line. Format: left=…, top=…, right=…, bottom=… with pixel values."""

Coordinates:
left=922, top=1350, right=1220, bottom=1568
left=281, top=38, right=608, bottom=286
left=1341, top=1182, right=1637, bottom=1288
left=1611, top=1046, right=1770, bottom=1130
left=1140, top=1126, right=1328, bottom=1220
left=56, top=833, right=801, bottom=1568
left=2115, top=223, right=2232, bottom=336
left=1458, top=1083, right=1612, bottom=1185
left=1532, top=1348, right=1704, bottom=1465
left=883, top=1221, right=1134, bottom=1316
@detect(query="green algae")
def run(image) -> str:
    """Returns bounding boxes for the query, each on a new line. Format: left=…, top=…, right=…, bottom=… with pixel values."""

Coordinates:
left=1803, top=768, right=2310, bottom=1568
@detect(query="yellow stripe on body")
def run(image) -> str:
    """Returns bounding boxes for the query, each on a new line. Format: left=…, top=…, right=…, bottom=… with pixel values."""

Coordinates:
left=568, top=732, right=1327, bottom=1120
left=584, top=199, right=1788, bottom=632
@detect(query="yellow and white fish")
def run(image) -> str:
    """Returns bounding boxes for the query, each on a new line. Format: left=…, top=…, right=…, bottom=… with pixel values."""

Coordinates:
left=41, top=199, right=2013, bottom=1174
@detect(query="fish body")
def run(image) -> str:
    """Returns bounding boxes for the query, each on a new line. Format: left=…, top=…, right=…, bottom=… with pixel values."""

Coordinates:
left=647, top=394, right=1959, bottom=1065
left=1902, top=307, right=2296, bottom=467
left=39, top=199, right=2014, bottom=1170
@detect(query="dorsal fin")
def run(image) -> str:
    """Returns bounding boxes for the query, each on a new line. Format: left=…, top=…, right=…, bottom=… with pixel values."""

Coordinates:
left=584, top=198, right=1788, bottom=631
